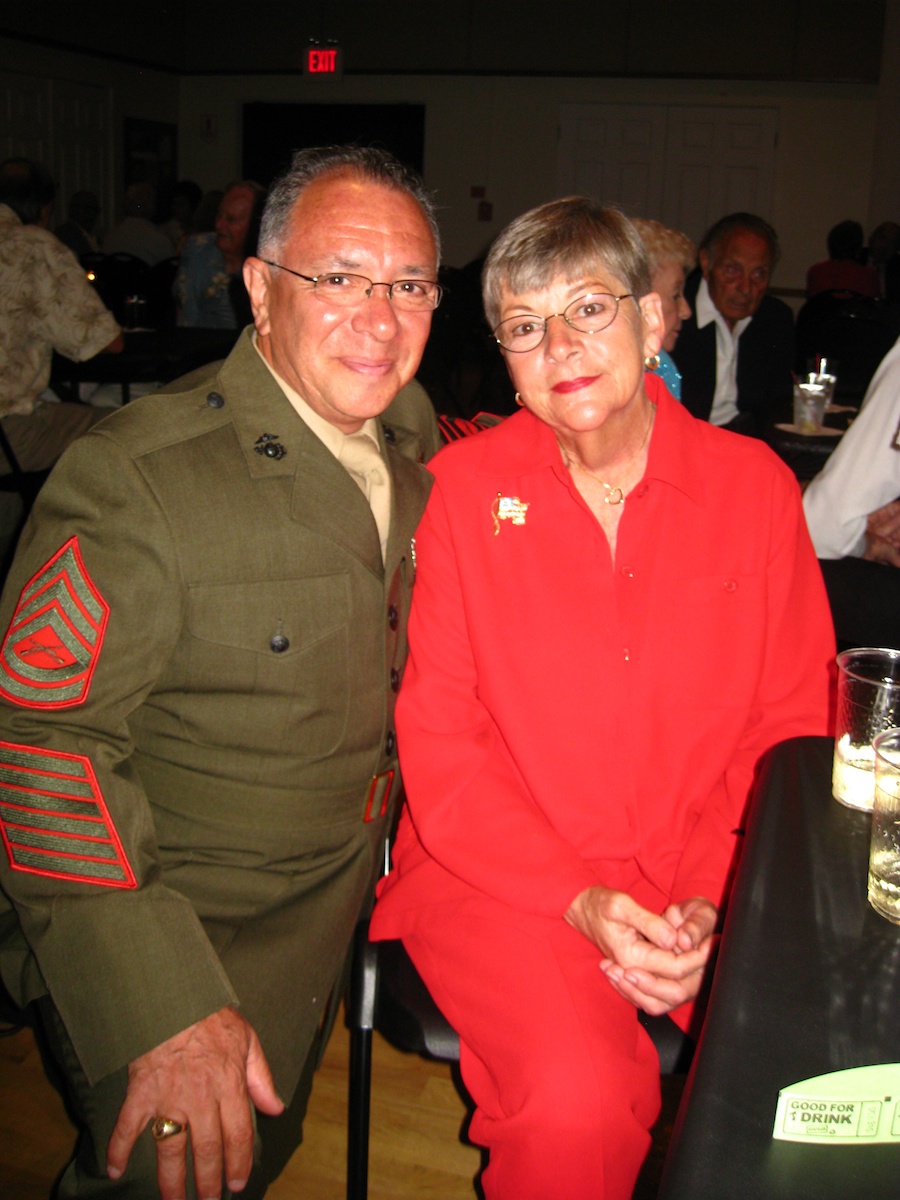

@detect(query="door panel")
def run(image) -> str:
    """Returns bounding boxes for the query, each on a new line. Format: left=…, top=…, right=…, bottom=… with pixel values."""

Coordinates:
left=558, top=103, right=778, bottom=244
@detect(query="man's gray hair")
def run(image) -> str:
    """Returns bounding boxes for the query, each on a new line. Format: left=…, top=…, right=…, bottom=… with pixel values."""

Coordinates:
left=699, top=212, right=780, bottom=267
left=258, top=145, right=440, bottom=262
left=482, top=196, right=650, bottom=331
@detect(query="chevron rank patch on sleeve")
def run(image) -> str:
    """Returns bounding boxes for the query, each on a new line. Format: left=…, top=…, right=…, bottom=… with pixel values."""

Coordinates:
left=0, top=537, right=109, bottom=709
left=0, top=740, right=136, bottom=887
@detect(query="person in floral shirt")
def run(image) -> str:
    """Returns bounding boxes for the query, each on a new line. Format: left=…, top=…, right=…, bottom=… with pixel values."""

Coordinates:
left=0, top=158, right=122, bottom=473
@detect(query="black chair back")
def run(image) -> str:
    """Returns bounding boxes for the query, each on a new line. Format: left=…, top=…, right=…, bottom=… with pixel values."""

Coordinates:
left=795, top=291, right=899, bottom=402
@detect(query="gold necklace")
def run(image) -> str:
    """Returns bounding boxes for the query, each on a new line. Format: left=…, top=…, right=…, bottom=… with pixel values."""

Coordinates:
left=557, top=408, right=654, bottom=506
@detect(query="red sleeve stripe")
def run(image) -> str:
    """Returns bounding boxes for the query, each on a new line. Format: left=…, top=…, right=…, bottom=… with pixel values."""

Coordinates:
left=0, top=537, right=109, bottom=709
left=0, top=741, right=136, bottom=888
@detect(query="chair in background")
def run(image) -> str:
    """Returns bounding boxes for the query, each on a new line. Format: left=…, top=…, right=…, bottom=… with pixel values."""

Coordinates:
left=346, top=914, right=694, bottom=1200
left=795, top=291, right=899, bottom=403
left=145, top=256, right=180, bottom=330
left=0, top=423, right=51, bottom=578
left=0, top=423, right=49, bottom=508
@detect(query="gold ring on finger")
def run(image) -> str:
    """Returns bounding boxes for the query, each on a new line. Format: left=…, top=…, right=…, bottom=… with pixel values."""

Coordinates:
left=150, top=1116, right=188, bottom=1141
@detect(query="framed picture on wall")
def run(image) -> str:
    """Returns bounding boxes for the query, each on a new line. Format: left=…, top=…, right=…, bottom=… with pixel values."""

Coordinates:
left=123, top=117, right=177, bottom=217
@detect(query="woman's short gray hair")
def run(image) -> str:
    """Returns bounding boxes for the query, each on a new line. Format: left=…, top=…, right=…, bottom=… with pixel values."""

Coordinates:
left=482, top=197, right=651, bottom=330
left=630, top=218, right=696, bottom=280
left=258, top=145, right=440, bottom=262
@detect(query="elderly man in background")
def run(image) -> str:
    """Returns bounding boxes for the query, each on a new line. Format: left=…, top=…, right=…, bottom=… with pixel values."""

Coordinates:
left=176, top=180, right=266, bottom=329
left=672, top=212, right=794, bottom=435
left=0, top=144, right=441, bottom=1199
left=0, top=158, right=122, bottom=474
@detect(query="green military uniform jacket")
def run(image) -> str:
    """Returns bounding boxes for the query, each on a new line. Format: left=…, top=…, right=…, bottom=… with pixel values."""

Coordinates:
left=0, top=329, right=438, bottom=1099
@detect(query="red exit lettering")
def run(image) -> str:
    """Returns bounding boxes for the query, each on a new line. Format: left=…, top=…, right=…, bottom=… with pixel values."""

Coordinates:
left=307, top=49, right=337, bottom=73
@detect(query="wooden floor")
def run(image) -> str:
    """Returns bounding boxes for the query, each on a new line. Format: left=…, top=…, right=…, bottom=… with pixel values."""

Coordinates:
left=0, top=1007, right=681, bottom=1198
left=0, top=1007, right=480, bottom=1200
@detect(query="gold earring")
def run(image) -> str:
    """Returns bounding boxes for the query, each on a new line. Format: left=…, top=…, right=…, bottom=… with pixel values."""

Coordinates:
left=514, top=392, right=524, bottom=407
left=644, top=355, right=661, bottom=371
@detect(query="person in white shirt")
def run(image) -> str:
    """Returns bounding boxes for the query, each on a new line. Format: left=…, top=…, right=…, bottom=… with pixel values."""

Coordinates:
left=103, top=182, right=174, bottom=267
left=803, top=335, right=900, bottom=646
left=803, top=335, right=900, bottom=563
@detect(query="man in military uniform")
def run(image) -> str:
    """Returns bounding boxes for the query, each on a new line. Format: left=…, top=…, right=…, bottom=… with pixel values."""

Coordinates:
left=0, top=146, right=442, bottom=1198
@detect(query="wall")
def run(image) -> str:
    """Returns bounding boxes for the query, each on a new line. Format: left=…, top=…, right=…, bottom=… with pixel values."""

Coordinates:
left=178, top=72, right=879, bottom=286
left=0, top=37, right=178, bottom=228
left=0, top=31, right=881, bottom=289
left=2, top=0, right=884, bottom=80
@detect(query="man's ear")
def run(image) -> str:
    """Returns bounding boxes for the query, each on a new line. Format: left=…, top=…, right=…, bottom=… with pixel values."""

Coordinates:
left=243, top=257, right=271, bottom=335
left=699, top=248, right=711, bottom=281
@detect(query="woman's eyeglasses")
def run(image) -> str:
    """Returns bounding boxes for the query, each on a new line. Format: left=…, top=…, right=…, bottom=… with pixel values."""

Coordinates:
left=492, top=292, right=633, bottom=352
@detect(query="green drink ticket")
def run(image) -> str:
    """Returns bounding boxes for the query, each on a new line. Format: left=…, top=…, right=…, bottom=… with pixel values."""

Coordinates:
left=773, top=1064, right=900, bottom=1144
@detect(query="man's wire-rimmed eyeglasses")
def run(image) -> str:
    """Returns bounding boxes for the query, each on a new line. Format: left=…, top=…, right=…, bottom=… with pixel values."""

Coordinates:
left=492, top=292, right=634, bottom=352
left=262, top=261, right=443, bottom=311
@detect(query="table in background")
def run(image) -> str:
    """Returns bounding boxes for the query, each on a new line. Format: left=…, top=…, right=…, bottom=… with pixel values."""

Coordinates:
left=766, top=409, right=854, bottom=482
left=659, top=736, right=900, bottom=1200
left=51, top=327, right=241, bottom=404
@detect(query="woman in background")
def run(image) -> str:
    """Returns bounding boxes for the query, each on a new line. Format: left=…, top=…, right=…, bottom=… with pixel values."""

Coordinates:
left=631, top=216, right=695, bottom=399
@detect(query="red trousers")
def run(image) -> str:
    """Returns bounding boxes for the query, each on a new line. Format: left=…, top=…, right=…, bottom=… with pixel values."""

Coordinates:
left=403, top=896, right=661, bottom=1200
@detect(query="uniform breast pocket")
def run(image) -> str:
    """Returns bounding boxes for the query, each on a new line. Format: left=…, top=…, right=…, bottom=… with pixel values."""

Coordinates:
left=180, top=573, right=351, bottom=758
left=658, top=571, right=766, bottom=712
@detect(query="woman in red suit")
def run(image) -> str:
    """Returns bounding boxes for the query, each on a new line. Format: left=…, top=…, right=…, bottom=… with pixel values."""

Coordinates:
left=371, top=197, right=834, bottom=1199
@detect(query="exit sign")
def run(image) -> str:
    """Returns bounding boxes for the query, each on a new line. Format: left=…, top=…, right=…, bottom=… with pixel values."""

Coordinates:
left=304, top=45, right=342, bottom=79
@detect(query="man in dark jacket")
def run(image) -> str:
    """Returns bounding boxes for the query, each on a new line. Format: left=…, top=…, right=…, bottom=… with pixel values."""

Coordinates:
left=672, top=212, right=794, bottom=434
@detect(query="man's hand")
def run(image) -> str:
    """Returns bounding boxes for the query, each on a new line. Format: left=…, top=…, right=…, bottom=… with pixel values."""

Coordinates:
left=565, top=888, right=717, bottom=1015
left=865, top=499, right=900, bottom=566
left=106, top=1006, right=283, bottom=1200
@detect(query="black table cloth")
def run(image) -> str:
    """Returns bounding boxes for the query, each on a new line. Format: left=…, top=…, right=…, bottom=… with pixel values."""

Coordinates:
left=659, top=735, right=900, bottom=1199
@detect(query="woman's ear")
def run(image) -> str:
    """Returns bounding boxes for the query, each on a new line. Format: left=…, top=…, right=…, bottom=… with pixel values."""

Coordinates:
left=638, top=291, right=665, bottom=358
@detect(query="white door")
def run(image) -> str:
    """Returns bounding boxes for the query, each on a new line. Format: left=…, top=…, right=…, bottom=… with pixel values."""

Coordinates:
left=557, top=103, right=778, bottom=243
left=663, top=106, right=778, bottom=242
left=557, top=104, right=668, bottom=217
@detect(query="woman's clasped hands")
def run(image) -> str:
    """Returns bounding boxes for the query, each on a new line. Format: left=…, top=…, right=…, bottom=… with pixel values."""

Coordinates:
left=565, top=887, right=717, bottom=1016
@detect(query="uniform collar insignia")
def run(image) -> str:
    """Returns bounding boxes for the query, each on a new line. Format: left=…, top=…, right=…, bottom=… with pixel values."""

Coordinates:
left=254, top=433, right=287, bottom=460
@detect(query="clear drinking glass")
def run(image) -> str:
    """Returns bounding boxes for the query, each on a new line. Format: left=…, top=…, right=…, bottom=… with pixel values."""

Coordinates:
left=869, top=728, right=900, bottom=923
left=833, top=648, right=900, bottom=811
left=793, top=381, right=827, bottom=433
left=806, top=371, right=837, bottom=409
